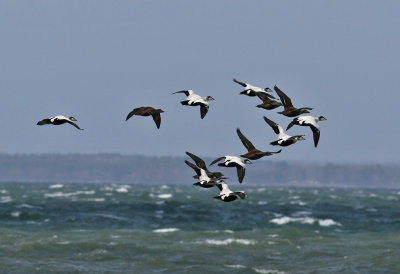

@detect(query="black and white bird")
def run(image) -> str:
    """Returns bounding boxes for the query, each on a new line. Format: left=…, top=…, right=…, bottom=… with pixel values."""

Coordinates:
left=185, top=151, right=226, bottom=180
left=236, top=128, right=282, bottom=160
left=263, top=116, right=305, bottom=147
left=214, top=182, right=247, bottom=202
left=286, top=116, right=327, bottom=147
left=172, top=90, right=215, bottom=119
left=36, top=115, right=83, bottom=130
left=210, top=156, right=251, bottom=183
left=233, top=78, right=275, bottom=99
left=193, top=167, right=223, bottom=189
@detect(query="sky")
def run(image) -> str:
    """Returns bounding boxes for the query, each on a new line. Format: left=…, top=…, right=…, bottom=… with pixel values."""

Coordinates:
left=0, top=1, right=399, bottom=164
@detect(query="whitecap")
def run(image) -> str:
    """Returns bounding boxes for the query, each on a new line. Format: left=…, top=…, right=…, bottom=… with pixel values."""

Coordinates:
left=160, top=185, right=170, bottom=189
left=11, top=211, right=21, bottom=218
left=0, top=190, right=9, bottom=194
left=1, top=196, right=13, bottom=203
left=84, top=198, right=105, bottom=202
left=203, top=238, right=256, bottom=245
left=258, top=201, right=268, bottom=205
left=253, top=268, right=286, bottom=274
left=225, top=264, right=246, bottom=269
left=116, top=187, right=129, bottom=193
left=153, top=228, right=179, bottom=233
left=49, top=184, right=64, bottom=189
left=318, top=219, right=341, bottom=227
left=17, top=203, right=35, bottom=209
left=158, top=193, right=172, bottom=199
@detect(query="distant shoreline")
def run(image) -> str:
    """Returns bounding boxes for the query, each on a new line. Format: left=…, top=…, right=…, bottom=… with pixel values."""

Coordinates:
left=0, top=153, right=398, bottom=188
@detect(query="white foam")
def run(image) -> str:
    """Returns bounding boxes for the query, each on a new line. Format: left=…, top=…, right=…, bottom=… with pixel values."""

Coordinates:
left=153, top=228, right=179, bottom=233
left=258, top=201, right=268, bottom=205
left=204, top=238, right=256, bottom=245
left=116, top=187, right=129, bottom=193
left=225, top=264, right=246, bottom=269
left=17, top=203, right=35, bottom=208
left=0, top=189, right=9, bottom=194
left=253, top=268, right=286, bottom=274
left=49, top=184, right=64, bottom=189
left=158, top=194, right=172, bottom=199
left=270, top=216, right=340, bottom=227
left=11, top=211, right=21, bottom=218
left=318, top=219, right=341, bottom=227
left=44, top=191, right=95, bottom=198
left=1, top=196, right=13, bottom=203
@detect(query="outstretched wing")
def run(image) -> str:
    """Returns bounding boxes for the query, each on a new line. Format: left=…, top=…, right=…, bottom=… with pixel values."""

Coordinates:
left=286, top=119, right=298, bottom=131
left=235, top=191, right=247, bottom=199
left=36, top=118, right=51, bottom=126
left=151, top=113, right=162, bottom=129
left=233, top=78, right=247, bottom=87
left=200, top=105, right=209, bottom=119
left=310, top=125, right=321, bottom=147
left=236, top=128, right=256, bottom=152
left=210, top=156, right=226, bottom=166
left=125, top=108, right=139, bottom=121
left=184, top=160, right=201, bottom=176
left=237, top=166, right=246, bottom=183
left=274, top=85, right=293, bottom=108
left=66, top=121, right=83, bottom=130
left=263, top=116, right=280, bottom=135
left=256, top=92, right=276, bottom=101
left=186, top=151, right=207, bottom=170
left=172, top=90, right=192, bottom=96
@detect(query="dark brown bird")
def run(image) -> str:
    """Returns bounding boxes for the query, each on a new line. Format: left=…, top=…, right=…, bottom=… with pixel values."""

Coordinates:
left=274, top=85, right=313, bottom=117
left=236, top=128, right=281, bottom=160
left=125, top=107, right=164, bottom=129
left=185, top=151, right=226, bottom=179
left=256, top=92, right=283, bottom=110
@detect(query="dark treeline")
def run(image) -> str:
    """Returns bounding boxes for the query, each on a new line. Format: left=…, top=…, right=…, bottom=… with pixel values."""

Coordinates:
left=0, top=153, right=398, bottom=188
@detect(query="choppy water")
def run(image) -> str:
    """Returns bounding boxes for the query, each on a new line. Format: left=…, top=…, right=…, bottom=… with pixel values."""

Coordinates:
left=0, top=182, right=399, bottom=273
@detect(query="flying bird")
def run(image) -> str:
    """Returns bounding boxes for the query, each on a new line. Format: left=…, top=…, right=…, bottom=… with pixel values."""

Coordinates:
left=214, top=182, right=247, bottom=202
left=263, top=116, right=305, bottom=147
left=185, top=151, right=226, bottom=179
left=36, top=115, right=83, bottom=130
left=233, top=78, right=275, bottom=99
left=189, top=165, right=223, bottom=189
left=210, top=156, right=251, bottom=183
left=172, top=90, right=215, bottom=119
left=286, top=116, right=327, bottom=147
left=236, top=128, right=282, bottom=160
left=274, top=85, right=313, bottom=117
left=255, top=92, right=282, bottom=110
left=125, top=107, right=164, bottom=129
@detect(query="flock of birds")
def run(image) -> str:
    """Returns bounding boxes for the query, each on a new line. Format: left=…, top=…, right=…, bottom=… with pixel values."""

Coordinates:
left=36, top=78, right=326, bottom=202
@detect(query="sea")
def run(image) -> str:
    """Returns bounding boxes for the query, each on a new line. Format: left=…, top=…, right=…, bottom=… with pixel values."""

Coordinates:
left=0, top=182, right=399, bottom=273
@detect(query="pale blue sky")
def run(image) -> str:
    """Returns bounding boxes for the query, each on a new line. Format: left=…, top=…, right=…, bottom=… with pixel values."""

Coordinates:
left=0, top=1, right=399, bottom=164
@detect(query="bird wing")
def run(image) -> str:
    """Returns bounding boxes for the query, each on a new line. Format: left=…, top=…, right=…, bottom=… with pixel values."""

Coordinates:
left=36, top=118, right=51, bottom=125
left=235, top=191, right=247, bottom=199
left=233, top=78, right=247, bottom=87
left=210, top=156, right=226, bottom=166
left=237, top=166, right=246, bottom=183
left=66, top=120, right=83, bottom=130
left=236, top=128, right=256, bottom=152
left=200, top=104, right=209, bottom=119
left=286, top=118, right=298, bottom=131
left=184, top=160, right=201, bottom=176
left=185, top=151, right=207, bottom=170
left=256, top=92, right=276, bottom=101
left=310, top=125, right=321, bottom=147
left=125, top=108, right=140, bottom=121
left=263, top=116, right=281, bottom=135
left=172, top=90, right=192, bottom=96
left=274, top=85, right=293, bottom=107
left=151, top=113, right=162, bottom=129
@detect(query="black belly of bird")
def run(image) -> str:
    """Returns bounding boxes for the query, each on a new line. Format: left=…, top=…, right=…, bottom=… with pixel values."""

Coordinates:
left=222, top=195, right=238, bottom=202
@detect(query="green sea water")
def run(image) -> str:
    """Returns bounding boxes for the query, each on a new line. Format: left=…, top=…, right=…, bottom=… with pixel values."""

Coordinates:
left=0, top=182, right=399, bottom=273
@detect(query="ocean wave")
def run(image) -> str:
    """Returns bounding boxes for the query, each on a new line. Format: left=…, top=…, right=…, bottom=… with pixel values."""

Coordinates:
left=153, top=228, right=180, bottom=233
left=157, top=194, right=172, bottom=199
left=1, top=196, right=13, bottom=203
left=49, top=184, right=64, bottom=189
left=44, top=191, right=95, bottom=198
left=270, top=216, right=340, bottom=227
left=201, top=238, right=257, bottom=246
left=253, top=268, right=286, bottom=274
left=225, top=264, right=246, bottom=269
